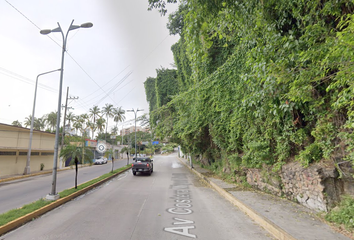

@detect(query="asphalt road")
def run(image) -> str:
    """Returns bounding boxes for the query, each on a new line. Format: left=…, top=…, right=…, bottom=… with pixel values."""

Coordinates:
left=0, top=158, right=130, bottom=214
left=2, top=153, right=273, bottom=240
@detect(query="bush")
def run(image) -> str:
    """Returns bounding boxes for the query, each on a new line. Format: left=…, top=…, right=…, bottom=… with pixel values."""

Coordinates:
left=326, top=196, right=354, bottom=230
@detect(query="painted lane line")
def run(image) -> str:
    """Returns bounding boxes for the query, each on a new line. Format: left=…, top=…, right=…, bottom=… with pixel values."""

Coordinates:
left=130, top=199, right=147, bottom=240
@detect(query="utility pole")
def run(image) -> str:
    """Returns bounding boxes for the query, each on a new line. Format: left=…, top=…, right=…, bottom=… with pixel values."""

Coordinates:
left=61, top=87, right=78, bottom=148
left=126, top=108, right=143, bottom=160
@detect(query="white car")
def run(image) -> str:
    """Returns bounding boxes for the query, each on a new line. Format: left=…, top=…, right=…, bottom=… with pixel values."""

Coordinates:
left=94, top=158, right=104, bottom=165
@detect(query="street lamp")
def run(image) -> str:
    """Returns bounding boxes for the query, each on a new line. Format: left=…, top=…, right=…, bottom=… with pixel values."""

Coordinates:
left=126, top=108, right=143, bottom=160
left=40, top=20, right=93, bottom=200
left=24, top=69, right=61, bottom=175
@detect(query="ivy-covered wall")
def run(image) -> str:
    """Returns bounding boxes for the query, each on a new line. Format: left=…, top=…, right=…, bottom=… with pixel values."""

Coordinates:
left=147, top=0, right=354, bottom=182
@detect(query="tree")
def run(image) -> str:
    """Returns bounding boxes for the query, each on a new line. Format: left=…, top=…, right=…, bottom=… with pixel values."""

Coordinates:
left=147, top=0, right=178, bottom=16
left=102, top=103, right=114, bottom=141
left=121, top=146, right=130, bottom=165
left=72, top=120, right=82, bottom=136
left=145, top=0, right=354, bottom=172
left=144, top=77, right=157, bottom=113
left=87, top=121, right=97, bottom=140
left=46, top=111, right=57, bottom=132
left=111, top=126, right=118, bottom=135
left=12, top=120, right=22, bottom=127
left=137, top=113, right=150, bottom=127
left=34, top=117, right=46, bottom=131
left=155, top=68, right=178, bottom=108
left=113, top=106, right=126, bottom=128
left=104, top=148, right=115, bottom=173
left=24, top=115, right=32, bottom=128
left=96, top=117, right=106, bottom=135
left=59, top=143, right=93, bottom=188
left=75, top=114, right=90, bottom=137
left=66, top=112, right=75, bottom=126
left=89, top=106, right=101, bottom=139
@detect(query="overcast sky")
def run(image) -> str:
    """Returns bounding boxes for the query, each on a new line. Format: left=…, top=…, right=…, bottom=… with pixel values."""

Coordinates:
left=0, top=0, right=179, bottom=130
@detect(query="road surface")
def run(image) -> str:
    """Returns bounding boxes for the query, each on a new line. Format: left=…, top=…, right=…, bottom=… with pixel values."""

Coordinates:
left=2, top=153, right=273, bottom=239
left=0, top=158, right=129, bottom=214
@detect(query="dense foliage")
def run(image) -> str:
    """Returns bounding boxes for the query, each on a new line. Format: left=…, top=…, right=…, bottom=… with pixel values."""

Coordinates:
left=146, top=0, right=354, bottom=174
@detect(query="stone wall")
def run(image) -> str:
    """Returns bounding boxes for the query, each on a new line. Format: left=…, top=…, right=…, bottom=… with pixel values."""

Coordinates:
left=246, top=161, right=353, bottom=212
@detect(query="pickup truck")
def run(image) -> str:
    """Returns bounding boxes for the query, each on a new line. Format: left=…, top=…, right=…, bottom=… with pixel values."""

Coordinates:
left=132, top=157, right=154, bottom=176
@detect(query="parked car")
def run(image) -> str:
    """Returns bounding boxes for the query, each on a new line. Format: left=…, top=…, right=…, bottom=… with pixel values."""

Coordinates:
left=94, top=158, right=104, bottom=165
left=132, top=157, right=153, bottom=176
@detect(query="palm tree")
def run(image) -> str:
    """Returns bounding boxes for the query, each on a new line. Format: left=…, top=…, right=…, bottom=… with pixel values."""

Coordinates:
left=87, top=121, right=97, bottom=140
left=111, top=126, right=118, bottom=135
left=66, top=112, right=75, bottom=126
left=102, top=103, right=114, bottom=141
left=113, top=107, right=126, bottom=127
left=24, top=115, right=32, bottom=128
left=33, top=118, right=44, bottom=131
left=72, top=116, right=82, bottom=136
left=46, top=111, right=57, bottom=132
left=59, top=143, right=93, bottom=188
left=38, top=117, right=46, bottom=131
left=89, top=106, right=100, bottom=138
left=12, top=120, right=22, bottom=127
left=75, top=114, right=90, bottom=137
left=89, top=106, right=101, bottom=122
left=104, top=148, right=115, bottom=173
left=96, top=117, right=106, bottom=135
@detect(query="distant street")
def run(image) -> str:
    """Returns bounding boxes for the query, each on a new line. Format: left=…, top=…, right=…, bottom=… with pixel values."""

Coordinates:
left=0, top=158, right=130, bottom=214
left=2, top=153, right=272, bottom=240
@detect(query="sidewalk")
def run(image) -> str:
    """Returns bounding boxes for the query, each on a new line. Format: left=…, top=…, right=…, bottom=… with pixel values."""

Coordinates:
left=178, top=157, right=353, bottom=240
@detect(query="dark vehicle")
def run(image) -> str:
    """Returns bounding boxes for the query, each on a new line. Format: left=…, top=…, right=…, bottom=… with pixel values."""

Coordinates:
left=132, top=157, right=153, bottom=176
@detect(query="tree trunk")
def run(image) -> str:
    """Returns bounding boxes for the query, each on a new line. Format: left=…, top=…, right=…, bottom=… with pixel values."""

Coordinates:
left=75, top=157, right=78, bottom=189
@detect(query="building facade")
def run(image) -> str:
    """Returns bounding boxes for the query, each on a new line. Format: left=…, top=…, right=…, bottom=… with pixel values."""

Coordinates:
left=0, top=123, right=55, bottom=178
left=120, top=126, right=150, bottom=136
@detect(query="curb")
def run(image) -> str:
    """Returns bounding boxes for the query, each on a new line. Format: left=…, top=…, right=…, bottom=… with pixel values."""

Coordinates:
left=178, top=158, right=296, bottom=240
left=0, top=166, right=131, bottom=236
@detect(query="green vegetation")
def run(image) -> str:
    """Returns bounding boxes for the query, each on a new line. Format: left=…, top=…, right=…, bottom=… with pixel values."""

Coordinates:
left=145, top=0, right=354, bottom=171
left=161, top=143, right=178, bottom=153
left=145, top=1, right=354, bottom=229
left=0, top=199, right=51, bottom=226
left=59, top=165, right=130, bottom=197
left=0, top=165, right=130, bottom=227
left=60, top=143, right=94, bottom=165
left=326, top=196, right=354, bottom=230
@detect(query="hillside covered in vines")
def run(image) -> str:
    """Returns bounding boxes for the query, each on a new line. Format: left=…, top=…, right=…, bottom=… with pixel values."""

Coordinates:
left=145, top=0, right=354, bottom=173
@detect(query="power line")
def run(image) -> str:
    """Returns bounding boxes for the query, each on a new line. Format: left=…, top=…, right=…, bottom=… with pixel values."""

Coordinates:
left=0, top=66, right=58, bottom=93
left=5, top=0, right=176, bottom=115
left=4, top=0, right=117, bottom=104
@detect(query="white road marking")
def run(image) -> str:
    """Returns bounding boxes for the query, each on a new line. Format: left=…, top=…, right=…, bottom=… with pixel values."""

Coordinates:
left=172, top=162, right=182, bottom=168
left=164, top=226, right=196, bottom=238
left=130, top=199, right=147, bottom=240
left=117, top=172, right=128, bottom=181
left=173, top=218, right=195, bottom=225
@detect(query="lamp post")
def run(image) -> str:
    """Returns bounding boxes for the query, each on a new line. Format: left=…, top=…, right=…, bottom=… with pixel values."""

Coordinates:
left=24, top=69, right=61, bottom=175
left=40, top=20, right=93, bottom=200
left=126, top=108, right=143, bottom=160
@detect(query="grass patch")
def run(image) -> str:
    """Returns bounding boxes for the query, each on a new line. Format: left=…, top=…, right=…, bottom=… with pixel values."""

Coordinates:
left=325, top=195, right=354, bottom=231
left=0, top=199, right=52, bottom=226
left=0, top=165, right=131, bottom=227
